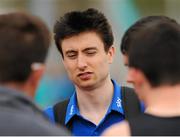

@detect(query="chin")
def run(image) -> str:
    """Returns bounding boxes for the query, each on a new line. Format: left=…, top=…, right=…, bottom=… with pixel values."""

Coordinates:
left=78, top=81, right=96, bottom=90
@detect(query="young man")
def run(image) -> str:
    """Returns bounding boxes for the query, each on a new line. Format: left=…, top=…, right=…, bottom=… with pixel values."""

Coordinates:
left=0, top=12, right=70, bottom=135
left=45, top=8, right=141, bottom=136
left=103, top=16, right=180, bottom=136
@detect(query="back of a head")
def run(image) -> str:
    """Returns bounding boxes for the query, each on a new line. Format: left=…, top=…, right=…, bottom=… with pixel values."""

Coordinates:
left=128, top=16, right=180, bottom=87
left=0, top=12, right=50, bottom=83
left=54, top=8, right=114, bottom=57
left=120, top=16, right=178, bottom=55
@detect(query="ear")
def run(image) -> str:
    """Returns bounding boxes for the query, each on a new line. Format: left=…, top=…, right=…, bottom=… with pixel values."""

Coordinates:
left=107, top=46, right=115, bottom=64
left=127, top=68, right=147, bottom=90
left=25, top=63, right=45, bottom=98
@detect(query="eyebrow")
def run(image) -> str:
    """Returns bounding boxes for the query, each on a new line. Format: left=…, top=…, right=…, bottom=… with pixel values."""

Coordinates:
left=82, top=47, right=97, bottom=52
left=65, top=50, right=77, bottom=55
left=65, top=47, right=98, bottom=55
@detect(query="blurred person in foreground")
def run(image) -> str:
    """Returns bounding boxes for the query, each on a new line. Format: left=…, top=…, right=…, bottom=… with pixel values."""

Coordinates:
left=45, top=8, right=142, bottom=136
left=0, top=12, right=70, bottom=135
left=103, top=16, right=180, bottom=136
left=119, top=16, right=177, bottom=109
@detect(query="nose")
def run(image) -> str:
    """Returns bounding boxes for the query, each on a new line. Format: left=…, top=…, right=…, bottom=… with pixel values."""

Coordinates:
left=77, top=54, right=87, bottom=70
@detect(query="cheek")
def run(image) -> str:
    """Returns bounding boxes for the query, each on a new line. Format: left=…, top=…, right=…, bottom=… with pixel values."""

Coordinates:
left=95, top=58, right=110, bottom=73
left=63, top=61, right=75, bottom=74
left=126, top=69, right=137, bottom=85
left=126, top=73, right=135, bottom=84
left=123, top=55, right=129, bottom=66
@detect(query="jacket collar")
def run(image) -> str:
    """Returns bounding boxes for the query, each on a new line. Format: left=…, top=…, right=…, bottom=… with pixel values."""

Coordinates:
left=65, top=79, right=124, bottom=125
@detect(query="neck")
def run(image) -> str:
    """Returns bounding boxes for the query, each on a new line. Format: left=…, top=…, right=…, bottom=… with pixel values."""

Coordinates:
left=75, top=76, right=114, bottom=125
left=2, top=81, right=34, bottom=98
left=144, top=84, right=180, bottom=117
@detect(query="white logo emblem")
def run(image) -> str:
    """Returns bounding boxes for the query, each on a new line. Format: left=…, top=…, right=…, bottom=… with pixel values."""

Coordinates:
left=69, top=105, right=74, bottom=115
left=116, top=97, right=122, bottom=108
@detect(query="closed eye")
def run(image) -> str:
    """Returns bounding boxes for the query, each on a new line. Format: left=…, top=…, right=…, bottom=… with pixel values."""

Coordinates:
left=86, top=51, right=97, bottom=56
left=65, top=51, right=77, bottom=59
left=83, top=48, right=97, bottom=56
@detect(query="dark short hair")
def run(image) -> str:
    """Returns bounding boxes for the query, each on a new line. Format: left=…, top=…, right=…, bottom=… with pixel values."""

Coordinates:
left=54, top=8, right=114, bottom=57
left=120, top=16, right=178, bottom=55
left=0, top=12, right=50, bottom=83
left=128, top=16, right=180, bottom=87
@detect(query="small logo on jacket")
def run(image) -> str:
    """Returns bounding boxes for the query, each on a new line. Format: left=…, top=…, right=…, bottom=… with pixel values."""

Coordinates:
left=116, top=97, right=122, bottom=108
left=70, top=105, right=74, bottom=115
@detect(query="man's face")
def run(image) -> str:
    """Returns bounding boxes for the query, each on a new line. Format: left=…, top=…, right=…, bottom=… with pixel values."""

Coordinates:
left=123, top=55, right=142, bottom=100
left=61, top=31, right=114, bottom=90
left=123, top=54, right=135, bottom=85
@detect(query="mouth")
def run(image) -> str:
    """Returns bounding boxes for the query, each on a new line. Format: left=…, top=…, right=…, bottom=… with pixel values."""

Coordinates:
left=77, top=72, right=93, bottom=80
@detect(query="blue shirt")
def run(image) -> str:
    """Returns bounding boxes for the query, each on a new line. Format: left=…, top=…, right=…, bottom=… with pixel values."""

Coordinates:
left=45, top=80, right=126, bottom=136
